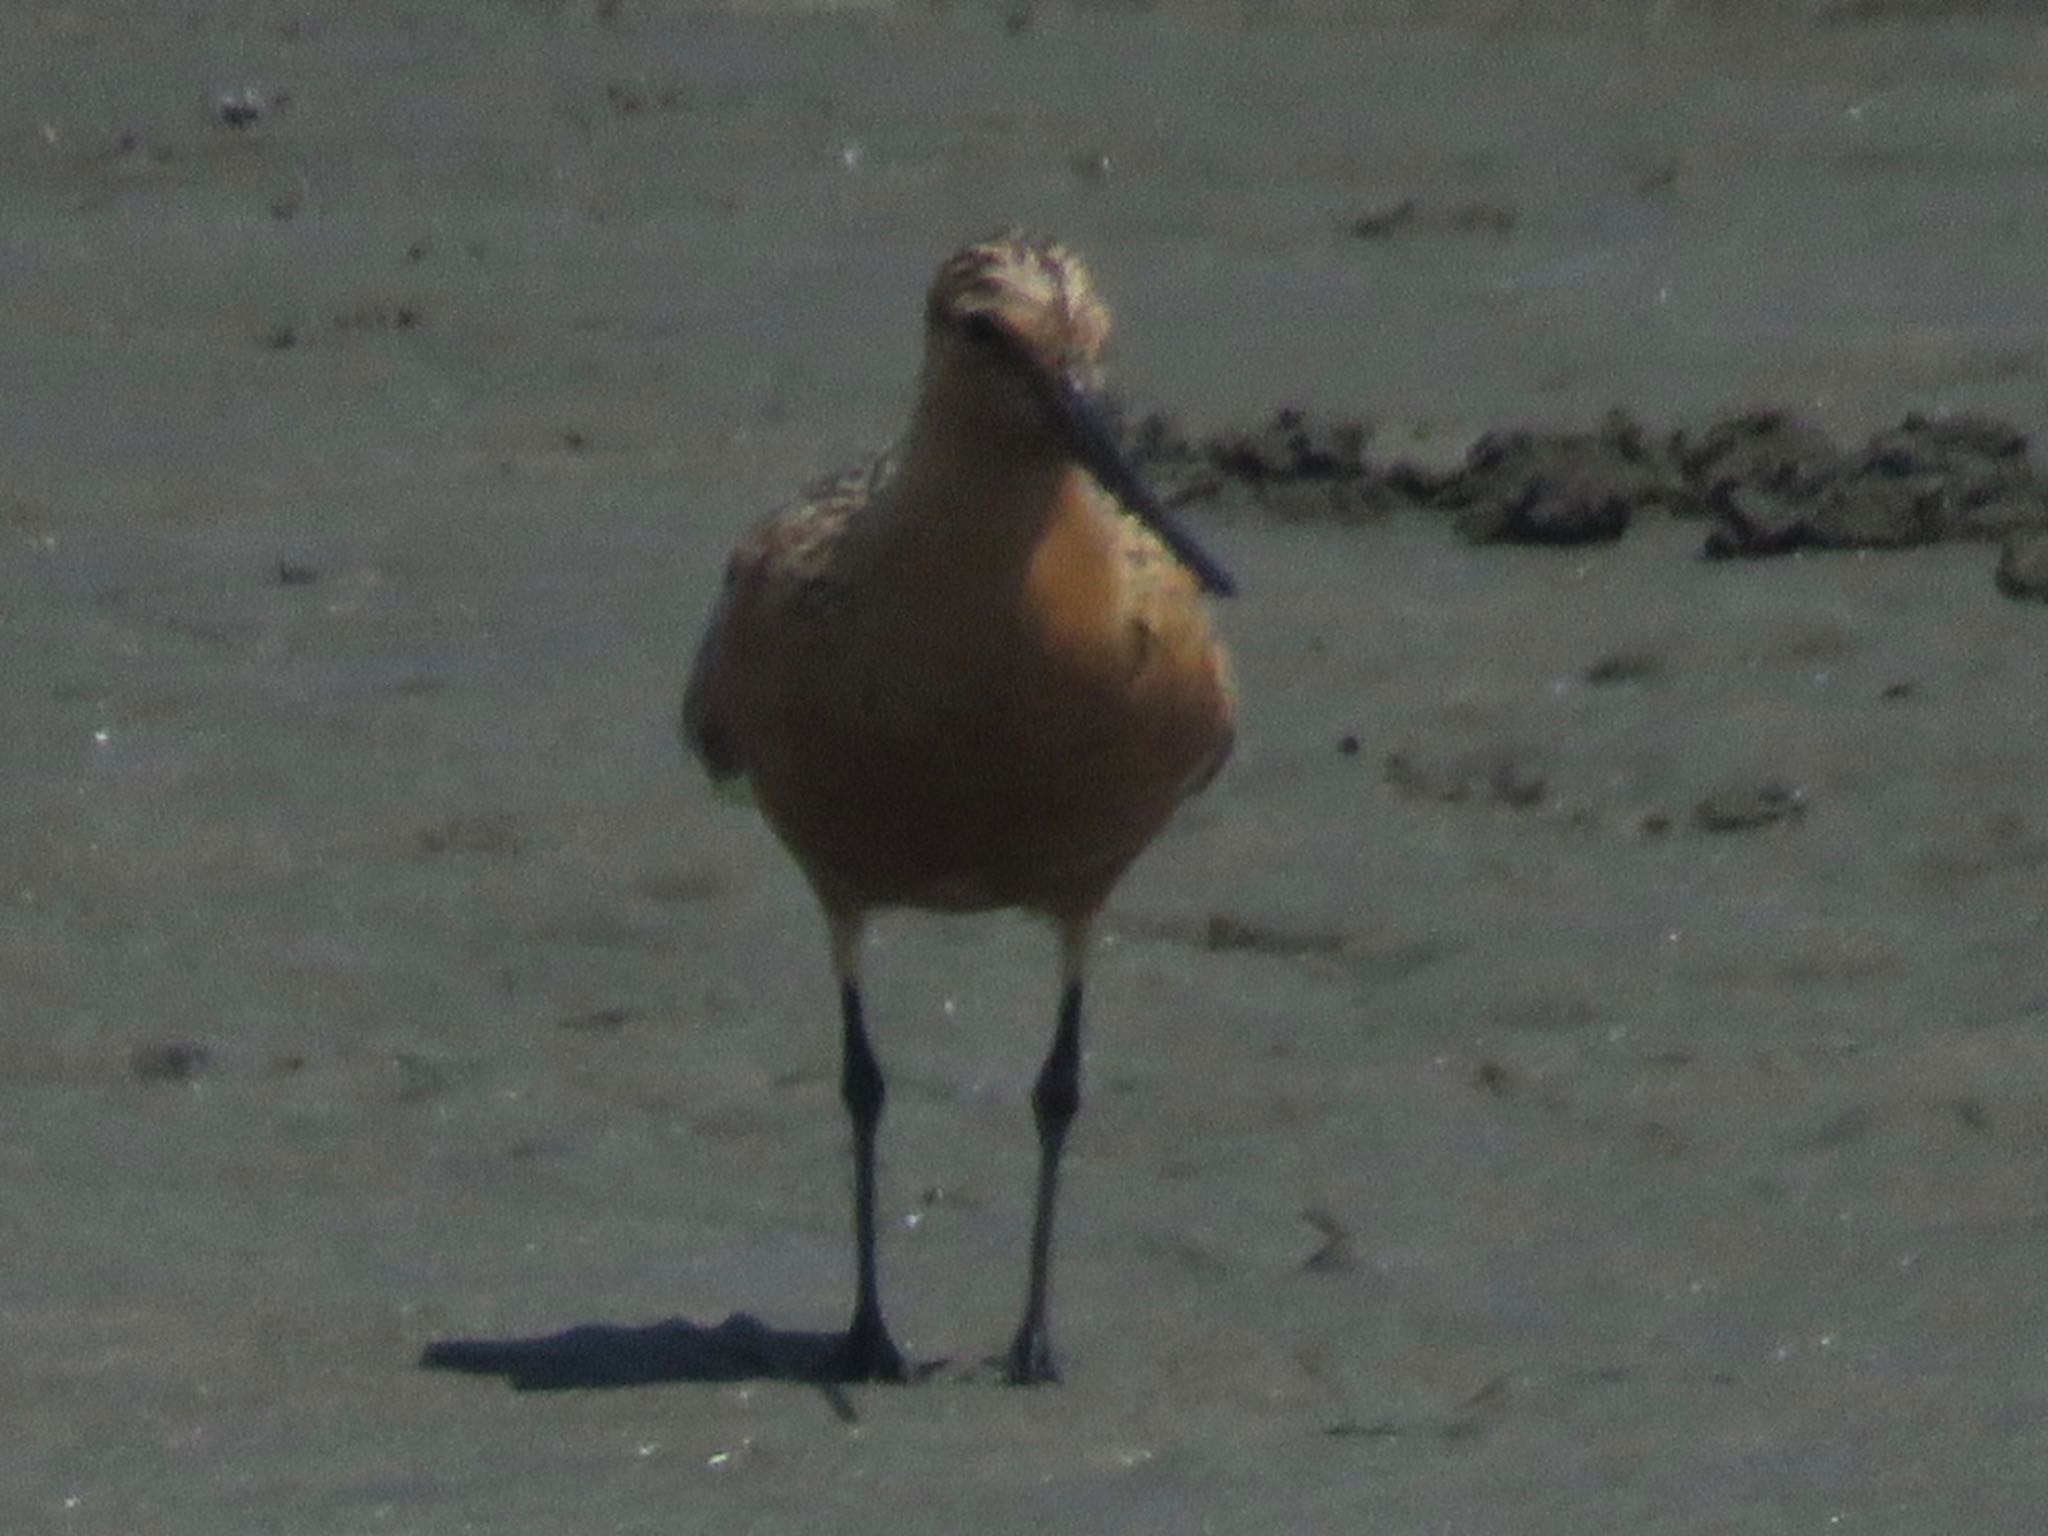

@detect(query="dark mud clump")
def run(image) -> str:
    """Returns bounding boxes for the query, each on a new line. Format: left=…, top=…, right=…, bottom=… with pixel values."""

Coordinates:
left=130, top=1040, right=212, bottom=1082
left=1996, top=529, right=2048, bottom=601
left=1133, top=405, right=2048, bottom=595
left=1383, top=744, right=1548, bottom=810
left=1427, top=411, right=1686, bottom=545
left=1685, top=410, right=2046, bottom=556
left=1691, top=781, right=1808, bottom=833
left=1131, top=407, right=1384, bottom=525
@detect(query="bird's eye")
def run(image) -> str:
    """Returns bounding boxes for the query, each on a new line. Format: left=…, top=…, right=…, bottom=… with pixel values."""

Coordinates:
left=961, top=313, right=1006, bottom=347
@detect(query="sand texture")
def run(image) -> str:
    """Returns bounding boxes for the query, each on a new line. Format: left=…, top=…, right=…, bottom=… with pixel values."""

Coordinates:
left=7, top=1, right=2048, bottom=1530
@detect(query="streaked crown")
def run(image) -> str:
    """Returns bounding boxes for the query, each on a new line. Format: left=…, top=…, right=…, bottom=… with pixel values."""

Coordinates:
left=924, top=235, right=1111, bottom=369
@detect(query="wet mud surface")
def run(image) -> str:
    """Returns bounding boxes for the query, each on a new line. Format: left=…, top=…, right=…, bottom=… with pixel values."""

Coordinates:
left=1137, top=402, right=2048, bottom=587
left=7, top=2, right=2048, bottom=1532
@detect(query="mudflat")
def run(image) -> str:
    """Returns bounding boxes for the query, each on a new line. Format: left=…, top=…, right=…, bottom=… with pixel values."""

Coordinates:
left=6, top=2, right=2047, bottom=1530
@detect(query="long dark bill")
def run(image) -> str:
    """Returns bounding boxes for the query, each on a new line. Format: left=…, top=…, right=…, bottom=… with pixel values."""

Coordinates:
left=1039, top=371, right=1237, bottom=599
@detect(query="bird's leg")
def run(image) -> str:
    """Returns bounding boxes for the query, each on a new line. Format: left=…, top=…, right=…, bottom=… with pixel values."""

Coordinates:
left=1006, top=921, right=1090, bottom=1385
left=832, top=915, right=907, bottom=1382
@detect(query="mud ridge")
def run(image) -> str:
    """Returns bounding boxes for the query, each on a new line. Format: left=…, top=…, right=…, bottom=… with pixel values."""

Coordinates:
left=1131, top=405, right=2048, bottom=598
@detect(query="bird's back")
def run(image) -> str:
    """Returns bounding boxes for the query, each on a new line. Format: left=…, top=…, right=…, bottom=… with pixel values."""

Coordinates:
left=681, top=453, right=886, bottom=784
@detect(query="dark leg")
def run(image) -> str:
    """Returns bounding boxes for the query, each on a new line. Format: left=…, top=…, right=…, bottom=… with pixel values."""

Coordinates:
left=836, top=972, right=907, bottom=1382
left=1005, top=974, right=1084, bottom=1385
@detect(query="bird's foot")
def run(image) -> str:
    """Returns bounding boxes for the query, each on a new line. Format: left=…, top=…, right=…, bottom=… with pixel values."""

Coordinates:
left=833, top=1310, right=909, bottom=1383
left=1002, top=1323, right=1062, bottom=1386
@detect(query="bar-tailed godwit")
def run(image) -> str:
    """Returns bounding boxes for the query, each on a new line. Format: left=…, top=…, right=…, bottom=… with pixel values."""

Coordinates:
left=682, top=234, right=1235, bottom=1384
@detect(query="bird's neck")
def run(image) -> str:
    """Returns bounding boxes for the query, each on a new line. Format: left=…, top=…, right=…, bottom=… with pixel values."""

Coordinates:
left=872, top=403, right=1082, bottom=596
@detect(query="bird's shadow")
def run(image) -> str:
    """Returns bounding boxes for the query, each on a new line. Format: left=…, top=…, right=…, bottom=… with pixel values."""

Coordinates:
left=419, top=1312, right=945, bottom=1410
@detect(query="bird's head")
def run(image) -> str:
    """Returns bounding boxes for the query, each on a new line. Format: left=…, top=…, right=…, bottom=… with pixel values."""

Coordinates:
left=917, top=235, right=1233, bottom=597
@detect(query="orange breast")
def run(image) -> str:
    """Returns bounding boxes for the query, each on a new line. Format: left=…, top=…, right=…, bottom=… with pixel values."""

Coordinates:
left=729, top=472, right=1232, bottom=923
